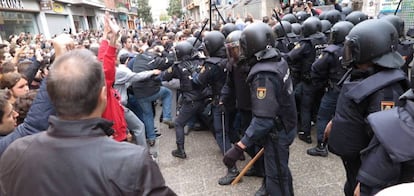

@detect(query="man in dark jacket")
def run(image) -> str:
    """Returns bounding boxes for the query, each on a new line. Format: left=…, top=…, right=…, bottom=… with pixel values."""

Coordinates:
left=0, top=16, right=176, bottom=196
left=132, top=43, right=174, bottom=146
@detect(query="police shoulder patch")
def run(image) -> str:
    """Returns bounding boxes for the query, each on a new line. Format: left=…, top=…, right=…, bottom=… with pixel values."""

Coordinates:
left=167, top=67, right=173, bottom=73
left=294, top=43, right=301, bottom=49
left=381, top=101, right=395, bottom=111
left=256, top=87, right=267, bottom=99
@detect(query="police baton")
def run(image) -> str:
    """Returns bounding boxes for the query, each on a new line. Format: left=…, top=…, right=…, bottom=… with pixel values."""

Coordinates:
left=221, top=110, right=226, bottom=156
left=193, top=18, right=209, bottom=47
left=272, top=9, right=294, bottom=50
left=394, top=0, right=403, bottom=15
left=231, top=148, right=265, bottom=185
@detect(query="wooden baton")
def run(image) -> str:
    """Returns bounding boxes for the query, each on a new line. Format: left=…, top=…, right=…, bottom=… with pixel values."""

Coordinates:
left=231, top=148, right=265, bottom=185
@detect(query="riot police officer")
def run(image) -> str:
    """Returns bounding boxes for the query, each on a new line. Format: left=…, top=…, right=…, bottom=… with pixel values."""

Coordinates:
left=324, top=9, right=342, bottom=25
left=273, top=21, right=298, bottom=53
left=326, top=19, right=409, bottom=196
left=221, top=23, right=238, bottom=38
left=193, top=31, right=232, bottom=155
left=381, top=15, right=414, bottom=75
left=345, top=11, right=368, bottom=25
left=307, top=21, right=354, bottom=157
left=282, top=13, right=298, bottom=24
left=320, top=20, right=332, bottom=38
left=222, top=22, right=297, bottom=196
left=286, top=16, right=327, bottom=144
left=218, top=31, right=266, bottom=191
left=356, top=67, right=414, bottom=195
left=162, top=41, right=205, bottom=159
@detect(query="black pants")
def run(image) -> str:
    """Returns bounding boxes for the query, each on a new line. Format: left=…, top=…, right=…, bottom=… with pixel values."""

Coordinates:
left=341, top=156, right=361, bottom=196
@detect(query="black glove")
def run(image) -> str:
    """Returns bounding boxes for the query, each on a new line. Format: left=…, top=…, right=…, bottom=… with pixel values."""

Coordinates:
left=223, top=144, right=244, bottom=168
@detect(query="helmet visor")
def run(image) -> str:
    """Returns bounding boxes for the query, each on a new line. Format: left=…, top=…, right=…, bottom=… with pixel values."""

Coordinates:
left=343, top=38, right=357, bottom=67
left=225, top=40, right=241, bottom=63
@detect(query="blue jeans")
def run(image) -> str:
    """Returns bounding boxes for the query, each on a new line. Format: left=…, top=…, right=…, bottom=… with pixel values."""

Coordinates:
left=136, top=86, right=172, bottom=140
left=316, top=89, right=339, bottom=143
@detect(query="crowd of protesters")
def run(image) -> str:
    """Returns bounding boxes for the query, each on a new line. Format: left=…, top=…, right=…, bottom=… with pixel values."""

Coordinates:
left=0, top=1, right=413, bottom=195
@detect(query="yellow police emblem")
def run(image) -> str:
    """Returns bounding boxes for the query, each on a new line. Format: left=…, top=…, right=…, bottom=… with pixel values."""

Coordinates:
left=294, top=43, right=301, bottom=49
left=381, top=101, right=395, bottom=111
left=257, top=87, right=267, bottom=99
left=167, top=67, right=173, bottom=73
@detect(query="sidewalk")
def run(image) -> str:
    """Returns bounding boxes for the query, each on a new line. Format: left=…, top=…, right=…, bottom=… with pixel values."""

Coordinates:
left=152, top=117, right=345, bottom=196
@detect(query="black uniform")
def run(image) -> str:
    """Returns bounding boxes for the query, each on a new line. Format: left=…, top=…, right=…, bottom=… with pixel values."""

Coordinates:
left=328, top=68, right=408, bottom=196
left=162, top=60, right=205, bottom=149
left=311, top=44, right=346, bottom=144
left=193, top=56, right=231, bottom=154
left=287, top=32, right=327, bottom=142
left=239, top=56, right=297, bottom=195
left=357, top=90, right=414, bottom=195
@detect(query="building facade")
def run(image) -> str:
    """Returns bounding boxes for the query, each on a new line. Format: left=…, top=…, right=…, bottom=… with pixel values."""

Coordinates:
left=0, top=0, right=139, bottom=40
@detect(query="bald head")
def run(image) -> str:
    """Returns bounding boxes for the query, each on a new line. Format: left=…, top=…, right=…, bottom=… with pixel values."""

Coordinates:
left=47, top=49, right=105, bottom=119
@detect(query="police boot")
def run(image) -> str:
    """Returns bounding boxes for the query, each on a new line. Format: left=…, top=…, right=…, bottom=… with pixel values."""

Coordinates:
left=218, top=166, right=240, bottom=185
left=307, top=142, right=328, bottom=157
left=172, top=144, right=187, bottom=159
left=298, top=131, right=312, bottom=144
left=254, top=179, right=268, bottom=196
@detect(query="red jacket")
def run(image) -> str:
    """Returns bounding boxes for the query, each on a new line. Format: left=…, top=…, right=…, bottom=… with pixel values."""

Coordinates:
left=98, top=40, right=127, bottom=141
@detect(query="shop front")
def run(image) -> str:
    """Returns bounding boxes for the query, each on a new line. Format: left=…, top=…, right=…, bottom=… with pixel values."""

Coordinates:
left=0, top=0, right=40, bottom=41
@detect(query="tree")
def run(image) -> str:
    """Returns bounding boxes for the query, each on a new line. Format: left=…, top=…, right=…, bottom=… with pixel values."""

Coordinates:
left=167, top=0, right=182, bottom=18
left=137, top=0, right=153, bottom=24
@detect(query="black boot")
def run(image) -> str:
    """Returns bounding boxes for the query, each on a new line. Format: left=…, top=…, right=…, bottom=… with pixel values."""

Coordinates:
left=255, top=179, right=268, bottom=196
left=298, top=131, right=312, bottom=144
left=172, top=144, right=187, bottom=159
left=307, top=142, right=328, bottom=157
left=218, top=166, right=240, bottom=185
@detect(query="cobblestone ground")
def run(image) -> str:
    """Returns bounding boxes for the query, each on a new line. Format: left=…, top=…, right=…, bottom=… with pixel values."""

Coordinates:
left=150, top=117, right=345, bottom=196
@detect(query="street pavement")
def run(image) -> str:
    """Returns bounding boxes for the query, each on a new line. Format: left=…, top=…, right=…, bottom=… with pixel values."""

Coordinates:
left=150, top=117, right=346, bottom=196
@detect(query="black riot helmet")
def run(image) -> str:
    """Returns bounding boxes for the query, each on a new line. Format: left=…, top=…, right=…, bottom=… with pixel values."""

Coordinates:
left=381, top=15, right=405, bottom=38
left=319, top=11, right=327, bottom=20
left=203, top=31, right=225, bottom=57
left=301, top=17, right=322, bottom=37
left=325, top=9, right=342, bottom=25
left=329, top=21, right=354, bottom=44
left=296, top=11, right=311, bottom=23
left=225, top=30, right=242, bottom=63
left=186, top=37, right=202, bottom=49
left=345, top=11, right=368, bottom=25
left=282, top=13, right=298, bottom=24
left=173, top=41, right=193, bottom=61
left=274, top=21, right=292, bottom=38
left=343, top=19, right=404, bottom=68
left=321, top=20, right=332, bottom=34
left=342, top=7, right=353, bottom=16
left=221, top=23, right=238, bottom=38
left=291, top=23, right=302, bottom=36
left=239, top=22, right=275, bottom=61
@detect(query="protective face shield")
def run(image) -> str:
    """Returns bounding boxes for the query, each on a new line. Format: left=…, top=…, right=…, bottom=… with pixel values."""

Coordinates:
left=225, top=40, right=240, bottom=64
left=343, top=37, right=358, bottom=67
